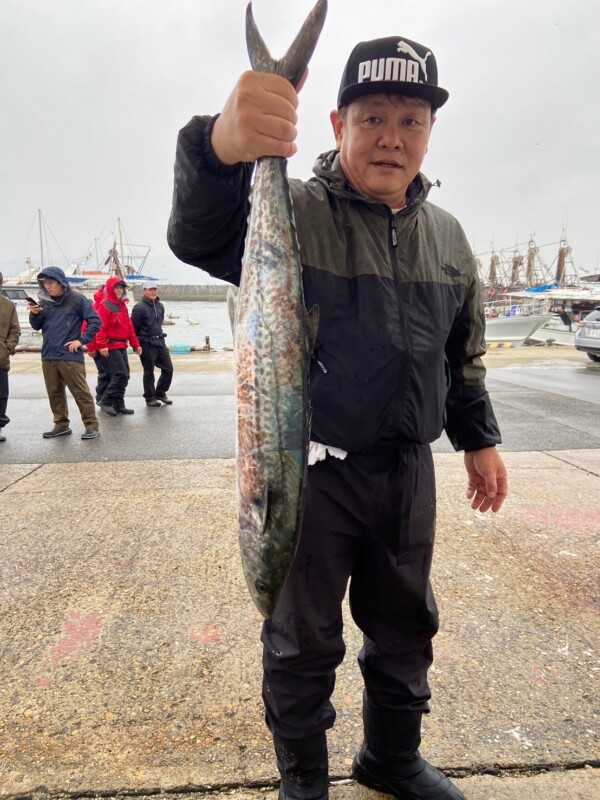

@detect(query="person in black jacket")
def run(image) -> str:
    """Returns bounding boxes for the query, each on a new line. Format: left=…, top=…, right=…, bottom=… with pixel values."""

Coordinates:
left=131, top=281, right=174, bottom=406
left=167, top=33, right=507, bottom=800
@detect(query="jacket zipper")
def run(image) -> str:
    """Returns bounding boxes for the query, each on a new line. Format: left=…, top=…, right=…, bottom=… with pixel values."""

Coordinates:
left=389, top=210, right=411, bottom=432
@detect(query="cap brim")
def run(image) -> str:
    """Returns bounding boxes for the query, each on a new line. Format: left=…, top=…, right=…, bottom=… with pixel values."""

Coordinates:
left=338, top=81, right=449, bottom=110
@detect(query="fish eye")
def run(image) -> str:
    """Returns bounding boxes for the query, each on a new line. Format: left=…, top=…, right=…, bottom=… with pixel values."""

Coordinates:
left=255, top=579, right=270, bottom=595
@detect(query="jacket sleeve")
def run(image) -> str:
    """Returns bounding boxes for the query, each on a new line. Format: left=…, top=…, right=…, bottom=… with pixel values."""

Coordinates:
left=444, top=270, right=502, bottom=453
left=29, top=309, right=44, bottom=330
left=166, top=114, right=254, bottom=286
left=7, top=306, right=21, bottom=353
left=93, top=304, right=111, bottom=349
left=79, top=299, right=101, bottom=345
left=130, top=304, right=142, bottom=336
left=126, top=311, right=140, bottom=350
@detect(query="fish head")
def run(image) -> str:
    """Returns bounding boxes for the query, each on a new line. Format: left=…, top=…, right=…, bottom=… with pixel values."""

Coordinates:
left=238, top=486, right=291, bottom=619
left=246, top=568, right=279, bottom=619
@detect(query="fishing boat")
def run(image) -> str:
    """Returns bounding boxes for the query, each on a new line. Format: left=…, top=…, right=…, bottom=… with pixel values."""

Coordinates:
left=480, top=238, right=600, bottom=344
left=73, top=217, right=159, bottom=296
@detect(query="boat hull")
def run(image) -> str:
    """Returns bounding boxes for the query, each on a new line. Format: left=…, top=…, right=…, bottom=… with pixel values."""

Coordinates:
left=484, top=314, right=552, bottom=343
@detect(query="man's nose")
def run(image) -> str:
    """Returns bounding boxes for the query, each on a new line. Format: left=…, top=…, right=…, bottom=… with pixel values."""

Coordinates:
left=377, top=122, right=403, bottom=148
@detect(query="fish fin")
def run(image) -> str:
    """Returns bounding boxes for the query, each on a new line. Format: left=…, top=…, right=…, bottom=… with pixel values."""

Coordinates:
left=306, top=304, right=319, bottom=352
left=250, top=484, right=270, bottom=534
left=227, top=286, right=238, bottom=333
left=246, top=0, right=327, bottom=88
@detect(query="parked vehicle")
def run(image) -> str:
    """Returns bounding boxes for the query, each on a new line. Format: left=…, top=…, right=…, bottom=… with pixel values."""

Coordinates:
left=575, top=307, right=600, bottom=362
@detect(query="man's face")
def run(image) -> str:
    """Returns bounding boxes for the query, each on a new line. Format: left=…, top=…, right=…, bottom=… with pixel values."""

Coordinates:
left=143, top=288, right=158, bottom=301
left=114, top=284, right=126, bottom=300
left=330, top=93, right=434, bottom=208
left=42, top=278, right=65, bottom=297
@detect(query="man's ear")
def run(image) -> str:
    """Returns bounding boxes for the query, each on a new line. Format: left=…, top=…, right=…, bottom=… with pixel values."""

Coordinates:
left=330, top=109, right=344, bottom=149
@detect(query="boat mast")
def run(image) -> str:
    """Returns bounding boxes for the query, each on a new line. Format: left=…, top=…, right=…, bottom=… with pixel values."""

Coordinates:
left=118, top=217, right=126, bottom=275
left=38, top=209, right=44, bottom=268
left=526, top=241, right=537, bottom=286
left=555, top=240, right=570, bottom=285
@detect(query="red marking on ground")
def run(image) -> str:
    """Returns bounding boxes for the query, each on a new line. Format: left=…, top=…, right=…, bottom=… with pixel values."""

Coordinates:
left=106, top=558, right=139, bottom=569
left=191, top=623, right=221, bottom=644
left=34, top=677, right=55, bottom=688
left=519, top=507, right=600, bottom=534
left=51, top=610, right=107, bottom=662
left=532, top=666, right=546, bottom=684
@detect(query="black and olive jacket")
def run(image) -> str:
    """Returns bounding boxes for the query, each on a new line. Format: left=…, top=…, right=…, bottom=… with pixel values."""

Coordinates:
left=167, top=114, right=501, bottom=453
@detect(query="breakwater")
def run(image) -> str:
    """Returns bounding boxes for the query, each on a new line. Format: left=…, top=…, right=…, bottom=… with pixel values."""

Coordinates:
left=132, top=284, right=228, bottom=301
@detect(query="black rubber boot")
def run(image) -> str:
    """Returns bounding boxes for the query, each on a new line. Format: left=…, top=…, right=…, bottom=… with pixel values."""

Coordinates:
left=273, top=732, right=329, bottom=800
left=352, top=700, right=465, bottom=800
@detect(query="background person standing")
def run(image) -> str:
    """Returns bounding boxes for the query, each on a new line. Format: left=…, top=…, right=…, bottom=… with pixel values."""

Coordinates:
left=94, top=277, right=142, bottom=416
left=85, top=285, right=111, bottom=405
left=0, top=271, right=21, bottom=443
left=131, top=280, right=174, bottom=407
left=29, top=266, right=100, bottom=440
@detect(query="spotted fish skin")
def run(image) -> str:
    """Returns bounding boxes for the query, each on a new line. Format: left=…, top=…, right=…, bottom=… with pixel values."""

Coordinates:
left=233, top=0, right=327, bottom=618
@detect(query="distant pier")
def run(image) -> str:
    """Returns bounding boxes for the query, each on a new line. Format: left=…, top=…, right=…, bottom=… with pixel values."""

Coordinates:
left=132, top=284, right=228, bottom=301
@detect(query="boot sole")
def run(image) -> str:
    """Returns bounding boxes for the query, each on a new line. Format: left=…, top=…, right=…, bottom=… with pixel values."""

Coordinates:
left=353, top=756, right=409, bottom=799
left=352, top=754, right=465, bottom=800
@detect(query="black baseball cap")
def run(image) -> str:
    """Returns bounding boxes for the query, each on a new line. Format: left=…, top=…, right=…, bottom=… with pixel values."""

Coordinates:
left=337, top=36, right=449, bottom=110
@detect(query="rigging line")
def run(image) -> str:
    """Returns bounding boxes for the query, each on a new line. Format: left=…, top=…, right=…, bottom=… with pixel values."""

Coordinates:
left=40, top=211, right=71, bottom=265
left=13, top=210, right=39, bottom=261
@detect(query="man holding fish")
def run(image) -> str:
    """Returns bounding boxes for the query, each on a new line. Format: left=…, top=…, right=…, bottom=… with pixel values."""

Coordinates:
left=168, top=3, right=507, bottom=799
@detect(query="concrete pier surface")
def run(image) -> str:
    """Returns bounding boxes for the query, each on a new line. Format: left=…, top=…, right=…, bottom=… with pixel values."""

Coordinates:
left=0, top=347, right=598, bottom=800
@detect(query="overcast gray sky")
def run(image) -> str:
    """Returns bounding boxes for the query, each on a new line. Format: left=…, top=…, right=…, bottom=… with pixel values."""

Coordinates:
left=1, top=0, right=599, bottom=284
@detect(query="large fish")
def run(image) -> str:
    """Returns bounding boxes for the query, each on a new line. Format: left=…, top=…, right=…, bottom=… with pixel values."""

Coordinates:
left=231, top=0, right=327, bottom=618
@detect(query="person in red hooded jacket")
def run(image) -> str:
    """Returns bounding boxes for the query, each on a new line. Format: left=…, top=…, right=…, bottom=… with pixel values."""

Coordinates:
left=84, top=285, right=112, bottom=406
left=94, top=277, right=142, bottom=415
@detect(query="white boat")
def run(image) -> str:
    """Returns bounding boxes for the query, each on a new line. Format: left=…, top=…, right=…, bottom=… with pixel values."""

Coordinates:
left=4, top=210, right=91, bottom=290
left=485, top=313, right=552, bottom=343
left=526, top=318, right=576, bottom=346
left=187, top=317, right=199, bottom=325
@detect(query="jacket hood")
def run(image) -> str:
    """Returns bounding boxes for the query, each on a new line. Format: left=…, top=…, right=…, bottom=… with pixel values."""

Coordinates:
left=311, top=149, right=433, bottom=208
left=37, top=266, right=71, bottom=301
left=93, top=286, right=106, bottom=304
left=105, top=276, right=128, bottom=305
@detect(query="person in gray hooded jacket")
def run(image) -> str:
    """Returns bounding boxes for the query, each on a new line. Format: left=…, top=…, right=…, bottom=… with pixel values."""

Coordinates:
left=168, top=31, right=508, bottom=800
left=29, top=266, right=101, bottom=439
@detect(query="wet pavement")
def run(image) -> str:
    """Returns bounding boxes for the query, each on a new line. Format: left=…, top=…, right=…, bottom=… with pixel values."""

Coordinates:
left=0, top=349, right=598, bottom=799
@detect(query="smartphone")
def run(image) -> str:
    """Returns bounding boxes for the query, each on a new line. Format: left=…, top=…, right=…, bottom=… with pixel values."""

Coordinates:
left=26, top=295, right=40, bottom=306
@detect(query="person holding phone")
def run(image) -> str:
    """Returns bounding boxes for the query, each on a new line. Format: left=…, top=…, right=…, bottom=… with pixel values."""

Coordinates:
left=29, top=266, right=101, bottom=440
left=0, top=272, right=21, bottom=442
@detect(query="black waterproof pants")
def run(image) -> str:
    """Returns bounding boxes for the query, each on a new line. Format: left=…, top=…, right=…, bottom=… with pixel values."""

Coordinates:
left=101, top=349, right=130, bottom=410
left=91, top=353, right=111, bottom=404
left=139, top=342, right=173, bottom=401
left=261, top=441, right=439, bottom=741
left=0, top=369, right=9, bottom=429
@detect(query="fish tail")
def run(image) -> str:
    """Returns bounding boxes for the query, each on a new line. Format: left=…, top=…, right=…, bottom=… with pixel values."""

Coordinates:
left=245, top=0, right=327, bottom=87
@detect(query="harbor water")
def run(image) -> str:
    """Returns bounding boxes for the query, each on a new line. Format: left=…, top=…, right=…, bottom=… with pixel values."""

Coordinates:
left=18, top=299, right=233, bottom=352
left=156, top=300, right=232, bottom=350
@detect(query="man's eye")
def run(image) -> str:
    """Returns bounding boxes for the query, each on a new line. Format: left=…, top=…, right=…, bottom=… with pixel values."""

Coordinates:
left=364, top=117, right=381, bottom=125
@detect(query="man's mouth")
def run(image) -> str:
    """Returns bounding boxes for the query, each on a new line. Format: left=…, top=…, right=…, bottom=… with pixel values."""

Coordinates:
left=372, top=160, right=402, bottom=169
